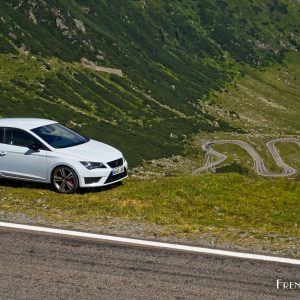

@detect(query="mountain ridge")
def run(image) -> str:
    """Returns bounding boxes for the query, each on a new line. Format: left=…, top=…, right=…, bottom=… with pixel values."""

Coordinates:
left=0, top=0, right=299, bottom=165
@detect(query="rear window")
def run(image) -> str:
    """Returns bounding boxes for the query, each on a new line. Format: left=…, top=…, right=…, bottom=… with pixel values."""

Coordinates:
left=0, top=128, right=3, bottom=143
left=4, top=127, right=40, bottom=147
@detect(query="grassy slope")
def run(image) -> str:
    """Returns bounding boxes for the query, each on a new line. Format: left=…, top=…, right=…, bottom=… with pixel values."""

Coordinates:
left=0, top=1, right=300, bottom=254
left=0, top=174, right=299, bottom=257
left=0, top=0, right=300, bottom=165
left=0, top=54, right=207, bottom=165
left=187, top=51, right=299, bottom=175
left=204, top=52, right=300, bottom=135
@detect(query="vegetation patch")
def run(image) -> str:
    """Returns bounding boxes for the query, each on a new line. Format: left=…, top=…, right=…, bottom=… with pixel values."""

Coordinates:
left=204, top=52, right=300, bottom=135
left=216, top=162, right=249, bottom=174
left=1, top=1, right=300, bottom=165
left=0, top=174, right=299, bottom=257
left=0, top=0, right=299, bottom=257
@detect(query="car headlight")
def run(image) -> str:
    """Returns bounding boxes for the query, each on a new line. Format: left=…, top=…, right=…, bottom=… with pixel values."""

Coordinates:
left=80, top=161, right=107, bottom=170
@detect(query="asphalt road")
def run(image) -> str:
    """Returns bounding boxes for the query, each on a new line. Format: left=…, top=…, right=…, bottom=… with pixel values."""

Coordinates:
left=193, top=138, right=300, bottom=177
left=0, top=228, right=299, bottom=299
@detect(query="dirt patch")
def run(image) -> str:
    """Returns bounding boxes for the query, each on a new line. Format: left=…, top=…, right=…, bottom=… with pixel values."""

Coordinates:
left=81, top=58, right=123, bottom=76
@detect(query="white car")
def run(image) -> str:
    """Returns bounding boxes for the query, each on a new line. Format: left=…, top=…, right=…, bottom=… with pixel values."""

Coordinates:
left=0, top=118, right=128, bottom=193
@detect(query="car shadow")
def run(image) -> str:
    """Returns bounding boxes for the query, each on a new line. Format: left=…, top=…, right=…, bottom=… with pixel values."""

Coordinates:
left=0, top=178, right=49, bottom=190
left=0, top=178, right=124, bottom=194
left=77, top=181, right=124, bottom=194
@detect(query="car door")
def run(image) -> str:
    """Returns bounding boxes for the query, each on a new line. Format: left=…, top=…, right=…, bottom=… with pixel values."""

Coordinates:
left=0, top=127, right=48, bottom=181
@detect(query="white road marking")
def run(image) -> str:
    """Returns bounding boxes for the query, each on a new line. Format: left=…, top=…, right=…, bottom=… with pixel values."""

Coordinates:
left=1, top=222, right=300, bottom=265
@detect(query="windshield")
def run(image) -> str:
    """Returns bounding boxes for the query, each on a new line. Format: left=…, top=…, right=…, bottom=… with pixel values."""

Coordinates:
left=32, top=123, right=89, bottom=149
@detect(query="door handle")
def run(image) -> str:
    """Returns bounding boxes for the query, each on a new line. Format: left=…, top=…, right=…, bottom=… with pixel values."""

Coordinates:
left=0, top=152, right=7, bottom=156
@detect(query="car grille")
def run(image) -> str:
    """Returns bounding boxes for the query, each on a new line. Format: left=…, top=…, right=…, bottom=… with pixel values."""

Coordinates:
left=107, top=158, right=123, bottom=168
left=104, top=168, right=127, bottom=184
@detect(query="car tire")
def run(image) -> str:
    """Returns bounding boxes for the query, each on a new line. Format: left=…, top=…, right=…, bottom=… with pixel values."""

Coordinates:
left=51, top=166, right=79, bottom=194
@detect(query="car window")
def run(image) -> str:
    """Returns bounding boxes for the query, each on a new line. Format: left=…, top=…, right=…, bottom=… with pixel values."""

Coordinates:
left=0, top=128, right=3, bottom=143
left=32, top=123, right=89, bottom=148
left=4, top=128, right=41, bottom=148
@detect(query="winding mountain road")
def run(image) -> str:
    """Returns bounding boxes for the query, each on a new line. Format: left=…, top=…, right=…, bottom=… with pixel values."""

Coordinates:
left=193, top=138, right=300, bottom=177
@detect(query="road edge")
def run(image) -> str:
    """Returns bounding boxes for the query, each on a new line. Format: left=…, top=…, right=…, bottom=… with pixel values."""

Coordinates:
left=1, top=222, right=300, bottom=265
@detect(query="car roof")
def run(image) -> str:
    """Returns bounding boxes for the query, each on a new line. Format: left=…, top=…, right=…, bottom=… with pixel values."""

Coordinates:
left=0, top=118, right=57, bottom=130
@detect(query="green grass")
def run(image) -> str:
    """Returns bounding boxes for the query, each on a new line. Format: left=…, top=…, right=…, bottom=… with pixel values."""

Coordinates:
left=276, top=142, right=300, bottom=178
left=0, top=174, right=299, bottom=253
left=0, top=54, right=211, bottom=166
left=0, top=0, right=299, bottom=256
left=204, top=52, right=300, bottom=135
left=0, top=0, right=300, bottom=165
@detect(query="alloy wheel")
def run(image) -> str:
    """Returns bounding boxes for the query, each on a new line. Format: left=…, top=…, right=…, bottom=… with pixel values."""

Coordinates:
left=52, top=167, right=78, bottom=193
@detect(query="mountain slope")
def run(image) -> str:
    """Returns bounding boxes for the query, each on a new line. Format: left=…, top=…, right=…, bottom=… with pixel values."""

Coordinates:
left=203, top=51, right=300, bottom=135
left=0, top=0, right=299, bottom=165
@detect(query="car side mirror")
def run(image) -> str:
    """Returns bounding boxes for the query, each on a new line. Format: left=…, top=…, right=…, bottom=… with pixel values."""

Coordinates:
left=28, top=144, right=40, bottom=152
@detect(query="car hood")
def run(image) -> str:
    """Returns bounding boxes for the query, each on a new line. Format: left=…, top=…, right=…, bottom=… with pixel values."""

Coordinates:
left=55, top=139, right=123, bottom=163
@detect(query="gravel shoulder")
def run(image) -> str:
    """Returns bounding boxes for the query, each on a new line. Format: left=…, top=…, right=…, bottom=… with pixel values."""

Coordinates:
left=1, top=210, right=299, bottom=260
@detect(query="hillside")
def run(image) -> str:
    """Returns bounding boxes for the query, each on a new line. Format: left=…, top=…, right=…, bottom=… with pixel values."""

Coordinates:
left=204, top=52, right=300, bottom=135
left=0, top=0, right=300, bottom=165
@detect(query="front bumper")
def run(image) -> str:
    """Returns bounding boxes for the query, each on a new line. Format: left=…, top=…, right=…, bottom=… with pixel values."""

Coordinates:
left=78, top=159, right=128, bottom=188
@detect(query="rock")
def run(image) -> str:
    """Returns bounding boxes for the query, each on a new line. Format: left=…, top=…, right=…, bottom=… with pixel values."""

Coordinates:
left=74, top=19, right=86, bottom=34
